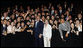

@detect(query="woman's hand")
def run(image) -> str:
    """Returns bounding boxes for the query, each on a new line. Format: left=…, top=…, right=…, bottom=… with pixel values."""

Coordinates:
left=49, top=38, right=51, bottom=41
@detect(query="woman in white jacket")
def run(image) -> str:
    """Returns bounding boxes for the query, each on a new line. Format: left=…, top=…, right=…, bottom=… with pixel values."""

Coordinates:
left=43, top=20, right=52, bottom=47
left=7, top=22, right=15, bottom=34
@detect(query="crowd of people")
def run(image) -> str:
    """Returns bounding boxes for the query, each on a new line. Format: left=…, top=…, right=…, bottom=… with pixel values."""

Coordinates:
left=1, top=1, right=82, bottom=47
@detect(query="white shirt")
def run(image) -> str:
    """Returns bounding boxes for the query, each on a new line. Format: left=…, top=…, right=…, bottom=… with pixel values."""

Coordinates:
left=3, top=24, right=6, bottom=27
left=7, top=25, right=15, bottom=33
left=1, top=16, right=10, bottom=20
left=15, top=27, right=21, bottom=32
left=78, top=25, right=82, bottom=32
left=59, top=10, right=62, bottom=14
left=43, top=24, right=52, bottom=39
left=51, top=10, right=54, bottom=15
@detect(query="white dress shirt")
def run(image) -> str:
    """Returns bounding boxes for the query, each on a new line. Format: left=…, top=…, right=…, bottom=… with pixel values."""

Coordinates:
left=35, top=21, right=39, bottom=28
left=51, top=10, right=54, bottom=15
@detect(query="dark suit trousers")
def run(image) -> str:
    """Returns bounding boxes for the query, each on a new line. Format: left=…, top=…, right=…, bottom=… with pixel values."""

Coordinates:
left=79, top=32, right=82, bottom=47
left=34, top=36, right=43, bottom=47
left=61, top=31, right=70, bottom=47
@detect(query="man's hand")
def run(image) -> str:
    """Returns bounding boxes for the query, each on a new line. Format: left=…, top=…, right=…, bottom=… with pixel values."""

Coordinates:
left=2, top=31, right=7, bottom=36
left=39, top=34, right=42, bottom=38
left=30, top=30, right=33, bottom=35
left=27, top=30, right=30, bottom=32
left=65, top=33, right=68, bottom=37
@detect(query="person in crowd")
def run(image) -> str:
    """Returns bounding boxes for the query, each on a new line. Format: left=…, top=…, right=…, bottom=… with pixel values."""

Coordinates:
left=16, top=21, right=27, bottom=47
left=34, top=16, right=44, bottom=47
left=75, top=20, right=82, bottom=46
left=1, top=1, right=82, bottom=47
left=76, top=13, right=82, bottom=21
left=15, top=22, right=21, bottom=32
left=1, top=12, right=10, bottom=20
left=59, top=18, right=70, bottom=41
left=10, top=14, right=16, bottom=22
left=69, top=22, right=79, bottom=47
left=1, top=20, right=3, bottom=35
left=75, top=20, right=81, bottom=36
left=7, top=22, right=15, bottom=34
left=43, top=19, right=52, bottom=47
left=58, top=6, right=63, bottom=16
left=51, top=6, right=55, bottom=15
left=2, top=19, right=7, bottom=36
left=25, top=20, right=34, bottom=47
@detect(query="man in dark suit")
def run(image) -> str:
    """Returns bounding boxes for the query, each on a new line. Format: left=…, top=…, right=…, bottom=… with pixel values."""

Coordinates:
left=34, top=16, right=44, bottom=47
left=2, top=19, right=7, bottom=36
left=58, top=6, right=63, bottom=16
left=1, top=19, right=7, bottom=47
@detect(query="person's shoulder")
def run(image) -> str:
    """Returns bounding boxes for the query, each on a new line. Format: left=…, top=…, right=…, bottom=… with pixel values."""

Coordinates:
left=65, top=21, right=69, bottom=23
left=39, top=20, right=43, bottom=24
left=48, top=24, right=51, bottom=27
left=59, top=24, right=62, bottom=27
left=7, top=25, right=10, bottom=28
left=59, top=23, right=62, bottom=26
left=39, top=20, right=42, bottom=22
left=65, top=21, right=70, bottom=24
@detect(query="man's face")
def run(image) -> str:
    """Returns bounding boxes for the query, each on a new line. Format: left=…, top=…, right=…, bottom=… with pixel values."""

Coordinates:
left=4, top=12, right=7, bottom=17
left=61, top=19, right=65, bottom=23
left=17, top=17, right=21, bottom=22
left=36, top=16, right=40, bottom=21
left=59, top=6, right=62, bottom=10
left=21, top=22, right=24, bottom=27
left=78, top=14, right=82, bottom=18
left=1, top=20, right=3, bottom=24
left=12, top=14, right=15, bottom=18
left=4, top=20, right=7, bottom=25
left=7, top=21, right=10, bottom=25
left=61, top=15, right=64, bottom=18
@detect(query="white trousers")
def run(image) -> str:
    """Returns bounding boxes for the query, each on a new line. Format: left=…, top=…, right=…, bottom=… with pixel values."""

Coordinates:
left=43, top=37, right=51, bottom=47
